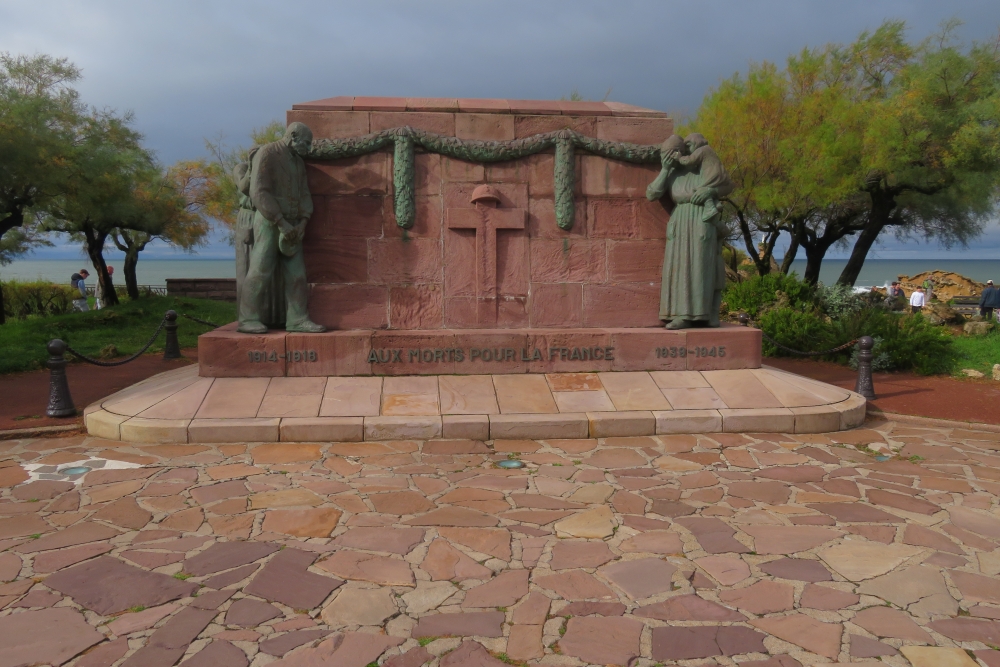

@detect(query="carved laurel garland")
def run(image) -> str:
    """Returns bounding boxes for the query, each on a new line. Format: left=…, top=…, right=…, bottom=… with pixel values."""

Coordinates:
left=308, top=127, right=661, bottom=231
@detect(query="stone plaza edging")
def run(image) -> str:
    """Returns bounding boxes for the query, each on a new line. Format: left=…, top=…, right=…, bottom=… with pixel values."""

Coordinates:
left=85, top=394, right=866, bottom=444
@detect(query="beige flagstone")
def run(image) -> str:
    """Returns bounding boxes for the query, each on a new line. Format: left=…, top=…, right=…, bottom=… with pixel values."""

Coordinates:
left=818, top=541, right=922, bottom=581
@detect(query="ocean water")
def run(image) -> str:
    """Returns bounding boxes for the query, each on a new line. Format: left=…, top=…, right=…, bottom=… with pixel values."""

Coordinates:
left=0, top=259, right=236, bottom=287
left=2, top=257, right=998, bottom=289
left=785, top=259, right=1000, bottom=288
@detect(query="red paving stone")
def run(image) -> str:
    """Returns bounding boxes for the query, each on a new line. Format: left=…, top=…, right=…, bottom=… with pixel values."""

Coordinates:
left=0, top=423, right=999, bottom=663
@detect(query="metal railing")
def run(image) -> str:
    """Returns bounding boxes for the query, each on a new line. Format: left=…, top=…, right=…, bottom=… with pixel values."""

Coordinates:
left=82, top=284, right=168, bottom=297
left=45, top=310, right=220, bottom=417
left=737, top=312, right=876, bottom=400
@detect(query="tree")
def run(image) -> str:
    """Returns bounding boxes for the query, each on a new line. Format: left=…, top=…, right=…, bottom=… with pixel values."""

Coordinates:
left=200, top=120, right=285, bottom=239
left=687, top=21, right=1000, bottom=286
left=0, top=53, right=83, bottom=323
left=43, top=109, right=165, bottom=307
left=111, top=161, right=213, bottom=299
left=107, top=120, right=283, bottom=300
left=835, top=21, right=1000, bottom=285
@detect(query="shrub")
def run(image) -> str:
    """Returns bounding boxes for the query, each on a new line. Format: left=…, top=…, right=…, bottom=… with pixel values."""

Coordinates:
left=757, top=308, right=836, bottom=357
left=2, top=280, right=77, bottom=321
left=730, top=272, right=954, bottom=374
left=829, top=308, right=954, bottom=375
left=817, top=283, right=864, bottom=319
left=723, top=273, right=818, bottom=317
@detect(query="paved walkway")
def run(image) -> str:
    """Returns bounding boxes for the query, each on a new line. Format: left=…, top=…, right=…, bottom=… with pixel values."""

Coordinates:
left=2, top=424, right=1000, bottom=666
left=85, top=366, right=866, bottom=443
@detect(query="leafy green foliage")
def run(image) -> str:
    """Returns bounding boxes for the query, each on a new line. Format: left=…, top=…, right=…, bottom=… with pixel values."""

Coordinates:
left=737, top=273, right=954, bottom=374
left=722, top=273, right=817, bottom=317
left=757, top=308, right=835, bottom=356
left=830, top=307, right=954, bottom=375
left=0, top=295, right=235, bottom=374
left=1, top=280, right=76, bottom=320
left=816, top=283, right=867, bottom=319
left=686, top=21, right=1000, bottom=285
left=0, top=53, right=83, bottom=257
left=201, top=120, right=285, bottom=235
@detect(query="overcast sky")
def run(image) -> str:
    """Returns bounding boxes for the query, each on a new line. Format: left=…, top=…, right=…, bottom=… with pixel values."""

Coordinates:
left=3, top=0, right=1000, bottom=260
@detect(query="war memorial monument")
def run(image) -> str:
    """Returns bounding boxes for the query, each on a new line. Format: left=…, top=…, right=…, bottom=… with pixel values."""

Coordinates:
left=84, top=97, right=866, bottom=443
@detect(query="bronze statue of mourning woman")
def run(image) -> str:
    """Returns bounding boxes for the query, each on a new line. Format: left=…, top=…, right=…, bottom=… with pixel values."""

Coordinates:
left=646, top=133, right=735, bottom=329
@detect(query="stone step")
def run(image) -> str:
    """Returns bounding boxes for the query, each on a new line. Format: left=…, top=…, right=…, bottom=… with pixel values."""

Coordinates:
left=85, top=365, right=866, bottom=443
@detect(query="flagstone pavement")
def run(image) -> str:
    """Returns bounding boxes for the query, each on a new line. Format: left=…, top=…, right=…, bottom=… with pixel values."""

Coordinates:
left=3, top=423, right=1000, bottom=666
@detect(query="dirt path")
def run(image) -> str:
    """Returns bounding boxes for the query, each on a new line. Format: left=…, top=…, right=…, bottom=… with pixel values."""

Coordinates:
left=0, top=350, right=196, bottom=431
left=767, top=357, right=1000, bottom=425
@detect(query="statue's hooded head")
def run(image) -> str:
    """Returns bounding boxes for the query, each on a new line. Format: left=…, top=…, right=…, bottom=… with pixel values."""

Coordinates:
left=685, top=133, right=708, bottom=153
left=660, top=134, right=687, bottom=156
left=285, top=122, right=314, bottom=156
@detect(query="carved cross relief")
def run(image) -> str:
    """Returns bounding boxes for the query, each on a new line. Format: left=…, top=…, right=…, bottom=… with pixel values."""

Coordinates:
left=446, top=185, right=526, bottom=326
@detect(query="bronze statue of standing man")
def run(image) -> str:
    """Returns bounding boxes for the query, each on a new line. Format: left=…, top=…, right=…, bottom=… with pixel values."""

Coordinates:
left=646, top=133, right=734, bottom=329
left=238, top=122, right=326, bottom=334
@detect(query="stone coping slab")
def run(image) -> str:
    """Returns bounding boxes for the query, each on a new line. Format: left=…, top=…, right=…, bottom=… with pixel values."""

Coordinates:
left=291, top=96, right=668, bottom=117
left=87, top=365, right=866, bottom=443
left=198, top=325, right=762, bottom=377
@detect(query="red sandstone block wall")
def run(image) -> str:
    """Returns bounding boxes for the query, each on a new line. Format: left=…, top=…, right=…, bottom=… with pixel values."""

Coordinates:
left=288, top=107, right=674, bottom=331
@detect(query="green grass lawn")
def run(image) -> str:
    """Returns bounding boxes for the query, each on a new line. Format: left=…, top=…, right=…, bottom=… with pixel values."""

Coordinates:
left=950, top=328, right=1000, bottom=377
left=0, top=296, right=236, bottom=374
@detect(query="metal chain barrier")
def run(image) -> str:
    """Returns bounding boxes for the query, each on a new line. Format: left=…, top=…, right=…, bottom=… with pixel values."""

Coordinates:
left=65, top=317, right=167, bottom=367
left=181, top=313, right=220, bottom=328
left=738, top=312, right=875, bottom=400
left=738, top=312, right=858, bottom=356
left=46, top=309, right=194, bottom=417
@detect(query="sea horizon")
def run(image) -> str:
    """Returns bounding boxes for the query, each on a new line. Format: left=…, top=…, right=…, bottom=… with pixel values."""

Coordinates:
left=2, top=257, right=998, bottom=289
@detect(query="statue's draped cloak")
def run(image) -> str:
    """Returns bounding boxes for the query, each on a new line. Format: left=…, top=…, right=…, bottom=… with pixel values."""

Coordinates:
left=658, top=168, right=727, bottom=323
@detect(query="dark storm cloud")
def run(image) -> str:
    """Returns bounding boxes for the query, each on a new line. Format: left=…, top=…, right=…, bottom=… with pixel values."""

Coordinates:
left=4, top=0, right=999, bottom=258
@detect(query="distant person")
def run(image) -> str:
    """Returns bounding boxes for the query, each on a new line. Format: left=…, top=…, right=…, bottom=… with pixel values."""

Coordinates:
left=70, top=269, right=90, bottom=312
left=95, top=266, right=113, bottom=310
left=981, top=280, right=1000, bottom=320
left=910, top=286, right=926, bottom=314
left=888, top=281, right=906, bottom=310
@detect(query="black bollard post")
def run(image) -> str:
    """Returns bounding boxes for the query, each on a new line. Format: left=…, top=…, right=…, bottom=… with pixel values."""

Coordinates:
left=163, top=310, right=181, bottom=360
left=854, top=335, right=877, bottom=400
left=738, top=312, right=750, bottom=327
left=46, top=339, right=76, bottom=417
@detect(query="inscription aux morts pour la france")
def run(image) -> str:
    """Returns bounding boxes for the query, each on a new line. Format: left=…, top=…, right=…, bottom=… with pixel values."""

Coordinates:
left=367, top=346, right=617, bottom=365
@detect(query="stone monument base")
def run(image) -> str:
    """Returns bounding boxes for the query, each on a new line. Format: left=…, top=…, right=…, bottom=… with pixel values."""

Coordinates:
left=198, top=323, right=761, bottom=377
left=84, top=364, right=867, bottom=443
